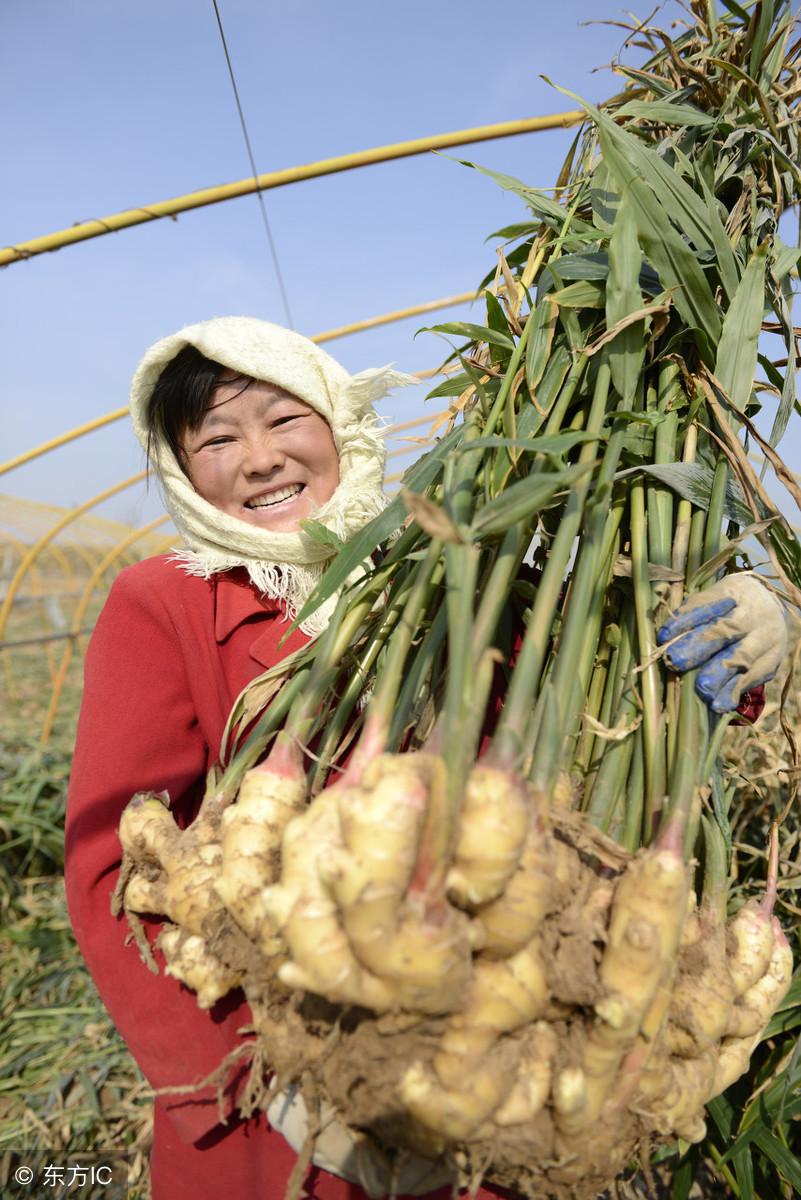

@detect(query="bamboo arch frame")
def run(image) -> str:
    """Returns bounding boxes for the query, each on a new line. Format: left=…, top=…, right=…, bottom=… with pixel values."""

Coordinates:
left=0, top=473, right=148, bottom=645
left=1, top=112, right=582, bottom=268
left=0, top=290, right=474, bottom=478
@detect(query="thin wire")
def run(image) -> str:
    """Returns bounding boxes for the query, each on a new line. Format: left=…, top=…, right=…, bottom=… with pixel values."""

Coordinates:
left=211, top=0, right=295, bottom=328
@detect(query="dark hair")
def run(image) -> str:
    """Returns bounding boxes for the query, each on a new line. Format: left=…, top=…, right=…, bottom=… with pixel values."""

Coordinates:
left=146, top=345, right=244, bottom=468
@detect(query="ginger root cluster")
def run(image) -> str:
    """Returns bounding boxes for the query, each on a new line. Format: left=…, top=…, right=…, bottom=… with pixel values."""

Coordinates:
left=116, top=752, right=792, bottom=1199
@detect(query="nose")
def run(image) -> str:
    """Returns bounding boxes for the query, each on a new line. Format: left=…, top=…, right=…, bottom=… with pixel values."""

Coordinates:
left=243, top=430, right=286, bottom=476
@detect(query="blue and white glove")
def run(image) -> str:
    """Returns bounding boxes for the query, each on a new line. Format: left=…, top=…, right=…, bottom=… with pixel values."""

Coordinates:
left=656, top=574, right=787, bottom=713
left=267, top=1085, right=453, bottom=1197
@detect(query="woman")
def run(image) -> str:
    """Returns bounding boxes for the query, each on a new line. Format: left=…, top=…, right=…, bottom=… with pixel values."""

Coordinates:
left=65, top=316, right=786, bottom=1200
left=65, top=316, right=434, bottom=1200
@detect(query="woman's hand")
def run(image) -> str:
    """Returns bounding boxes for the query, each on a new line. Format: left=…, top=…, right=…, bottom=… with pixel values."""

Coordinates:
left=267, top=1085, right=452, bottom=1197
left=657, top=574, right=787, bottom=713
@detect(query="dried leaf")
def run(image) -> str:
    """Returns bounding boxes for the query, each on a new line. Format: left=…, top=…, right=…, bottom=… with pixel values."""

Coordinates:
left=583, top=711, right=643, bottom=741
left=401, top=488, right=465, bottom=544
left=613, top=557, right=684, bottom=581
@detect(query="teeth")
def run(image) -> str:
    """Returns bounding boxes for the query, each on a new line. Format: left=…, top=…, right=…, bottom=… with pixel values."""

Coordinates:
left=247, top=484, right=303, bottom=509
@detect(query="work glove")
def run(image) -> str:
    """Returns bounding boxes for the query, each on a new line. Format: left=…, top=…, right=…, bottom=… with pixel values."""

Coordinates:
left=267, top=1085, right=453, bottom=1197
left=656, top=573, right=787, bottom=713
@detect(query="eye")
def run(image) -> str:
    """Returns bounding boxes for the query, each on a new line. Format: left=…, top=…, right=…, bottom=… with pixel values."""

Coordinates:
left=271, top=413, right=303, bottom=428
left=202, top=435, right=235, bottom=448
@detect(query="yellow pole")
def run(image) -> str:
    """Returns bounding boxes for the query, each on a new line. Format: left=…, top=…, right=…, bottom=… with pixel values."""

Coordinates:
left=0, top=533, right=29, bottom=699
left=311, top=290, right=480, bottom=343
left=0, top=472, right=147, bottom=644
left=39, top=514, right=169, bottom=746
left=0, top=292, right=476, bottom=477
left=386, top=410, right=450, bottom=436
left=0, top=409, right=129, bottom=478
left=1, top=113, right=583, bottom=268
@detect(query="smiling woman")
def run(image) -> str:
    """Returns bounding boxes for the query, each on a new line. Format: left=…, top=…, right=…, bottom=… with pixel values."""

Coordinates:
left=179, top=375, right=341, bottom=533
left=129, top=316, right=413, bottom=631
left=64, top=316, right=418, bottom=1200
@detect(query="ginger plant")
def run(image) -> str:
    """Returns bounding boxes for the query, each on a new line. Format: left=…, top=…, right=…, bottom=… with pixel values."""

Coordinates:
left=116, top=2, right=801, bottom=1195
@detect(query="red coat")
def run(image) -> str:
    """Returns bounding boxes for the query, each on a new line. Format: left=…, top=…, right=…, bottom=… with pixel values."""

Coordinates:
left=65, top=556, right=502, bottom=1200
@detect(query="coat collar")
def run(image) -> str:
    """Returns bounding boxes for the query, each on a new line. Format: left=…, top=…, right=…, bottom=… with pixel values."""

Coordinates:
left=213, top=568, right=283, bottom=643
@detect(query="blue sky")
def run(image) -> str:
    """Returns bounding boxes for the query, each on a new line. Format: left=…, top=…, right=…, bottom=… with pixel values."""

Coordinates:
left=2, top=0, right=798, bottom=531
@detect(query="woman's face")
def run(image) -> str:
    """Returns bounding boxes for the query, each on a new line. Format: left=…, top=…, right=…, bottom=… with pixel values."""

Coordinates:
left=180, top=375, right=340, bottom=533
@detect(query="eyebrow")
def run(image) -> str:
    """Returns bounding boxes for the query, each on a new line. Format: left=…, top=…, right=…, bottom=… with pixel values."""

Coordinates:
left=197, top=393, right=310, bottom=430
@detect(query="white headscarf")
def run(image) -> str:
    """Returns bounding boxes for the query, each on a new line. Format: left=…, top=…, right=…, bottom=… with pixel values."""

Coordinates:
left=129, top=316, right=416, bottom=634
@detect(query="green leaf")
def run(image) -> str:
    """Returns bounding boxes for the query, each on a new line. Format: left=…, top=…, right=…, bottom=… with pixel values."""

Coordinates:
left=731, top=1144, right=755, bottom=1200
left=594, top=105, right=716, bottom=254
left=550, top=279, right=606, bottom=308
left=615, top=99, right=718, bottom=127
left=545, top=263, right=586, bottom=351
left=470, top=462, right=593, bottom=539
left=767, top=519, right=801, bottom=591
left=417, top=321, right=515, bottom=350
left=719, top=0, right=750, bottom=20
left=636, top=462, right=755, bottom=525
left=486, top=221, right=539, bottom=240
left=462, top=431, right=603, bottom=455
left=751, top=1128, right=801, bottom=1192
left=482, top=291, right=514, bottom=367
left=761, top=1003, right=801, bottom=1038
left=614, top=64, right=675, bottom=96
left=762, top=15, right=794, bottom=86
left=449, top=156, right=594, bottom=234
left=612, top=409, right=668, bottom=427
left=293, top=426, right=464, bottom=627
left=694, top=165, right=741, bottom=304
left=669, top=1150, right=698, bottom=1200
left=593, top=120, right=722, bottom=353
left=522, top=343, right=571, bottom=433
left=300, top=520, right=345, bottom=553
left=589, top=160, right=620, bottom=230
left=707, top=1092, right=735, bottom=1142
left=484, top=289, right=513, bottom=344
left=539, top=250, right=663, bottom=297
left=714, top=242, right=768, bottom=413
left=747, top=0, right=775, bottom=80
left=606, top=189, right=645, bottom=406
left=772, top=238, right=801, bottom=283
left=425, top=372, right=473, bottom=400
left=767, top=282, right=797, bottom=448
left=541, top=250, right=612, bottom=283
left=525, top=299, right=558, bottom=393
